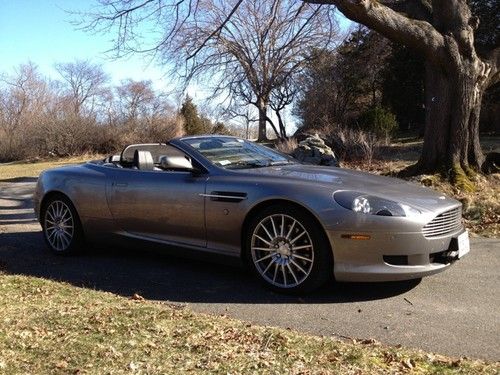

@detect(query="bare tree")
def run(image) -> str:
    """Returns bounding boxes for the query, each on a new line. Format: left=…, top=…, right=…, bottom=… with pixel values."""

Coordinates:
left=0, top=63, right=49, bottom=158
left=55, top=60, right=109, bottom=116
left=304, top=0, right=500, bottom=183
left=113, top=78, right=183, bottom=140
left=85, top=0, right=337, bottom=141
left=115, top=79, right=157, bottom=123
left=268, top=80, right=298, bottom=138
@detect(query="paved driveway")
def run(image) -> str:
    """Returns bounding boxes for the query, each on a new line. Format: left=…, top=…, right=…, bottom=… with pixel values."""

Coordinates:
left=1, top=178, right=499, bottom=361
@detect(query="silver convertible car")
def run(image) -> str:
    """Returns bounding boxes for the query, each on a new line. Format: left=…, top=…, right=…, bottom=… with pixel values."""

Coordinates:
left=34, top=135, right=470, bottom=293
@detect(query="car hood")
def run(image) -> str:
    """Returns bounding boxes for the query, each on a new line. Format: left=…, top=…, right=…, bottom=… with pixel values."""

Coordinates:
left=239, top=163, right=459, bottom=212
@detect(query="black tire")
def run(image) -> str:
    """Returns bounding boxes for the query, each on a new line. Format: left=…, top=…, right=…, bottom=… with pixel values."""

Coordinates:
left=41, top=194, right=84, bottom=255
left=245, top=204, right=333, bottom=294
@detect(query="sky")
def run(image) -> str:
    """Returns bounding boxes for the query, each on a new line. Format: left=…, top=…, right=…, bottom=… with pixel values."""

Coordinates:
left=0, top=1, right=167, bottom=87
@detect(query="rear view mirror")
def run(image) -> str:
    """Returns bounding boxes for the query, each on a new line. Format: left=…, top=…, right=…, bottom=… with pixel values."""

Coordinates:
left=159, top=155, right=194, bottom=170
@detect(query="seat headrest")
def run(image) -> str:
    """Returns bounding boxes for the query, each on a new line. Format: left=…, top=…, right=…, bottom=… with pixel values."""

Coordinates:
left=133, top=150, right=155, bottom=171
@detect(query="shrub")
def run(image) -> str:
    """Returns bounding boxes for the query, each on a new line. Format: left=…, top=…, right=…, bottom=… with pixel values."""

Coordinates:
left=358, top=106, right=398, bottom=139
left=275, top=137, right=298, bottom=155
left=326, top=126, right=381, bottom=164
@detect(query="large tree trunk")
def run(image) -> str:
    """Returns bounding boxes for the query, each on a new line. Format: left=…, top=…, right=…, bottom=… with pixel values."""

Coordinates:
left=417, top=62, right=451, bottom=173
left=414, top=52, right=487, bottom=179
left=257, top=97, right=268, bottom=142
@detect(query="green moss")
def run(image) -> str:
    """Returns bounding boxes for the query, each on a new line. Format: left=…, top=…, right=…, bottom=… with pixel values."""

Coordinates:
left=463, top=165, right=478, bottom=179
left=450, top=164, right=476, bottom=192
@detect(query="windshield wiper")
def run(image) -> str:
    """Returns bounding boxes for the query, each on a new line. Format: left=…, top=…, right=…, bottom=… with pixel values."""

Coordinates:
left=227, top=160, right=269, bottom=169
left=268, top=160, right=294, bottom=166
left=227, top=159, right=293, bottom=169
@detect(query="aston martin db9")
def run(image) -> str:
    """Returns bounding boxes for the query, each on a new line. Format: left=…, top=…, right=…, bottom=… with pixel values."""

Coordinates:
left=34, top=135, right=470, bottom=293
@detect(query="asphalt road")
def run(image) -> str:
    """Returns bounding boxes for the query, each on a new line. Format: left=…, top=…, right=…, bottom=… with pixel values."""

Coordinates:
left=1, top=178, right=499, bottom=361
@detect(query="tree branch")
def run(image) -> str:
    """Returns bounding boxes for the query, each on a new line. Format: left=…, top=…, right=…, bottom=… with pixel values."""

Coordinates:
left=186, top=0, right=244, bottom=60
left=304, top=0, right=447, bottom=66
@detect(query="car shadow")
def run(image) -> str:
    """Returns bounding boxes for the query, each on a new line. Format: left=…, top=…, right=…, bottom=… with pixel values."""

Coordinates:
left=0, top=230, right=420, bottom=304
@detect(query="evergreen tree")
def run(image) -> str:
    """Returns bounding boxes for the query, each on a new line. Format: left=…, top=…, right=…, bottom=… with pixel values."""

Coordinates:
left=180, top=96, right=206, bottom=135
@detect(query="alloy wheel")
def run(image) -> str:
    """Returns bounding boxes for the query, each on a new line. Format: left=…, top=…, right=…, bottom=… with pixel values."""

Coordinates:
left=251, top=214, right=314, bottom=288
left=44, top=200, right=75, bottom=252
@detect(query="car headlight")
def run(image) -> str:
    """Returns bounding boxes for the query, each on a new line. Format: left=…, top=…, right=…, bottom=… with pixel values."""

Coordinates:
left=333, top=191, right=421, bottom=217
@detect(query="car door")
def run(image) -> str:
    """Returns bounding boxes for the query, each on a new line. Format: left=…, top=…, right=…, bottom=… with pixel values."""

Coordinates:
left=106, top=168, right=207, bottom=247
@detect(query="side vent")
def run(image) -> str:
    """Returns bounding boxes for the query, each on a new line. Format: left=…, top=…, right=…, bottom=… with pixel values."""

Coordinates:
left=201, top=191, right=247, bottom=202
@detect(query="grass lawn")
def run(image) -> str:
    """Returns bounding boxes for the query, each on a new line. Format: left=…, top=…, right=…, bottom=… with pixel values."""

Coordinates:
left=0, top=272, right=497, bottom=374
left=0, top=154, right=102, bottom=181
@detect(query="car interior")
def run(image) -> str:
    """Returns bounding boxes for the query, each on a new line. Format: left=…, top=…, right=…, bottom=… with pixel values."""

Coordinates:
left=186, top=138, right=272, bottom=166
left=101, top=143, right=195, bottom=172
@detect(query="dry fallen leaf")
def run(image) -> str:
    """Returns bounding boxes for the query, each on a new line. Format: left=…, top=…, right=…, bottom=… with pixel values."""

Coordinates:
left=402, top=358, right=414, bottom=369
left=55, top=360, right=68, bottom=369
left=131, top=293, right=145, bottom=301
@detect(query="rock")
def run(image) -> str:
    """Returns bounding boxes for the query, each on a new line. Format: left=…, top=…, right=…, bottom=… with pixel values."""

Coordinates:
left=292, top=133, right=339, bottom=167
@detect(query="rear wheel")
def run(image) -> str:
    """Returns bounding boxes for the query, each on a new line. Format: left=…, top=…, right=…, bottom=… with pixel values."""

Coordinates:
left=246, top=205, right=332, bottom=294
left=42, top=195, right=83, bottom=255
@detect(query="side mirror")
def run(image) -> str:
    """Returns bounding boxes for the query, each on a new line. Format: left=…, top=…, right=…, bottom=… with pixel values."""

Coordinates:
left=159, top=155, right=194, bottom=171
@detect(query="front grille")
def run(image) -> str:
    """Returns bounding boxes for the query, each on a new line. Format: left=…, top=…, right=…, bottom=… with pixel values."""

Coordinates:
left=422, top=207, right=463, bottom=238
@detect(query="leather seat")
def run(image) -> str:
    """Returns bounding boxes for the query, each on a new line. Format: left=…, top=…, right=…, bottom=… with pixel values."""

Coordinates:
left=133, top=150, right=155, bottom=171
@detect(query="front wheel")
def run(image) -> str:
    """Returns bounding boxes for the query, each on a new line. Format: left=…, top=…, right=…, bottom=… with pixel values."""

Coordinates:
left=42, top=195, right=83, bottom=255
left=246, top=205, right=332, bottom=294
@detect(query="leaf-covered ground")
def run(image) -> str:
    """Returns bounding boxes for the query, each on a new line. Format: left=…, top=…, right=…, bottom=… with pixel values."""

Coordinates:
left=0, top=273, right=498, bottom=374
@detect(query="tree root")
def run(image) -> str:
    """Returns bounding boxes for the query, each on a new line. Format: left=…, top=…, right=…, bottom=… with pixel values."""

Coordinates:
left=449, top=164, right=476, bottom=192
left=395, top=162, right=477, bottom=192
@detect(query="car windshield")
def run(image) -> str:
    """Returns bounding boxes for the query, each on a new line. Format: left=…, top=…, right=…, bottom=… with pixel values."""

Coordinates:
left=182, top=136, right=294, bottom=169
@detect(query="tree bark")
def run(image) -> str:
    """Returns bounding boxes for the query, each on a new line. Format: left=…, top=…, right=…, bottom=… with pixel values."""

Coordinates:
left=257, top=97, right=269, bottom=141
left=412, top=54, right=487, bottom=177
left=417, top=62, right=450, bottom=173
left=275, top=109, right=287, bottom=138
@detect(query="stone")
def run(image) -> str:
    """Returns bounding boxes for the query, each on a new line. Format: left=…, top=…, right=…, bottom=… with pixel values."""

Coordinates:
left=291, top=134, right=339, bottom=167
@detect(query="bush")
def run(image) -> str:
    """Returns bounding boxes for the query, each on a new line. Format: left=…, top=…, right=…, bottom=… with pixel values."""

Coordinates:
left=358, top=106, right=398, bottom=139
left=295, top=125, right=382, bottom=164
left=275, top=138, right=298, bottom=154
left=327, top=127, right=381, bottom=164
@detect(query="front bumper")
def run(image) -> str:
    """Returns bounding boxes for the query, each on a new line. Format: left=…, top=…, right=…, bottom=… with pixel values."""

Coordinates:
left=328, top=228, right=466, bottom=282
